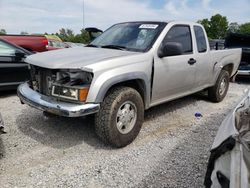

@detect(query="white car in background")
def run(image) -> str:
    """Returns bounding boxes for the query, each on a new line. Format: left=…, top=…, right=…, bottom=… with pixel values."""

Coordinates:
left=205, top=90, right=250, bottom=188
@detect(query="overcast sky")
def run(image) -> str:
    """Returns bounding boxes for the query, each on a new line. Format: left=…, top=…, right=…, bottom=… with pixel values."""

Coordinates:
left=0, top=0, right=249, bottom=34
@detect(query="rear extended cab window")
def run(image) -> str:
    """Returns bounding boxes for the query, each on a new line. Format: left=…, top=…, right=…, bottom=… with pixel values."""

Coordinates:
left=162, top=25, right=193, bottom=54
left=194, top=26, right=207, bottom=53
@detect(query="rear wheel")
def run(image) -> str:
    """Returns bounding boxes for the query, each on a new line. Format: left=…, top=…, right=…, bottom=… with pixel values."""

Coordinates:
left=208, top=70, right=230, bottom=102
left=95, top=87, right=144, bottom=147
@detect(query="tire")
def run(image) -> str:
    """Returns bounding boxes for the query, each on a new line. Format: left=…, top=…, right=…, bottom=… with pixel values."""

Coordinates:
left=95, top=87, right=144, bottom=148
left=208, top=70, right=230, bottom=102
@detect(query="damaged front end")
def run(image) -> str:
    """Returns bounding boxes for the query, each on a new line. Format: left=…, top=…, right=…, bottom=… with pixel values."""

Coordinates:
left=17, top=66, right=100, bottom=117
left=30, top=66, right=93, bottom=103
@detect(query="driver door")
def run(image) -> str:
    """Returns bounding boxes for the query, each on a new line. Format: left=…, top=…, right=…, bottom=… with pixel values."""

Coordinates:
left=151, top=25, right=196, bottom=105
left=0, top=40, right=30, bottom=88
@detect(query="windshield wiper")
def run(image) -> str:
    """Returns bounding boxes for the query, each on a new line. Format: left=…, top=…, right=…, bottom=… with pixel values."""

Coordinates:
left=101, top=45, right=128, bottom=51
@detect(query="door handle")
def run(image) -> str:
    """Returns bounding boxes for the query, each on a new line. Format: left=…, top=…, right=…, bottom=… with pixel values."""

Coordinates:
left=188, top=58, right=196, bottom=65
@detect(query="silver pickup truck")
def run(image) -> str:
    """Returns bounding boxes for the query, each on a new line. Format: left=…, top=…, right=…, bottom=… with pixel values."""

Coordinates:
left=17, top=21, right=242, bottom=147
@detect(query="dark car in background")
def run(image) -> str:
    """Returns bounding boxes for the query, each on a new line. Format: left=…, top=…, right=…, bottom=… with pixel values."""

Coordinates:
left=225, top=33, right=250, bottom=76
left=0, top=39, right=32, bottom=91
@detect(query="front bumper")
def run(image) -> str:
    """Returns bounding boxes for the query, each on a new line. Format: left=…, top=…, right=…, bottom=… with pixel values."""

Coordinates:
left=17, top=82, right=100, bottom=117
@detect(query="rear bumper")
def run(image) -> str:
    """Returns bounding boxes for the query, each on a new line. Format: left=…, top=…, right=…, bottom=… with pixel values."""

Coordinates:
left=17, top=82, right=100, bottom=117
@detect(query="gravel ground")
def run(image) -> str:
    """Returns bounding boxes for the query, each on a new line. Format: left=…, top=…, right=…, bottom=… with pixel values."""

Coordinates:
left=0, top=78, right=249, bottom=188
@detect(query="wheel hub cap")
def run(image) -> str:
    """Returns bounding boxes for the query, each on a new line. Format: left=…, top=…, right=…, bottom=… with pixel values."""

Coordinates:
left=219, top=78, right=227, bottom=95
left=116, top=102, right=137, bottom=134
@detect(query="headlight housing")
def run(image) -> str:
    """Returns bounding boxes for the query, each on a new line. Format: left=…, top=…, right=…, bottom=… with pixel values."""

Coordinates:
left=51, top=70, right=93, bottom=102
left=52, top=85, right=89, bottom=102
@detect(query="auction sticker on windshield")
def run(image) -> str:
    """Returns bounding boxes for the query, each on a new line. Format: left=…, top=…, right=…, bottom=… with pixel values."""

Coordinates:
left=139, top=24, right=158, bottom=29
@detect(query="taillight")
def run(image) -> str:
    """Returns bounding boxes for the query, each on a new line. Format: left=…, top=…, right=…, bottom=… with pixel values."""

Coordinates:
left=42, top=39, right=48, bottom=46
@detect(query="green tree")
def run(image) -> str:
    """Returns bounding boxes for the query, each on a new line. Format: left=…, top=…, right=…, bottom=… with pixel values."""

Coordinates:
left=198, top=18, right=211, bottom=39
left=228, top=22, right=240, bottom=33
left=80, top=29, right=91, bottom=43
left=198, top=19, right=210, bottom=33
left=57, top=28, right=75, bottom=42
left=56, top=28, right=90, bottom=44
left=239, top=22, right=250, bottom=34
left=209, top=14, right=228, bottom=39
left=0, top=29, right=6, bottom=35
left=198, top=14, right=229, bottom=39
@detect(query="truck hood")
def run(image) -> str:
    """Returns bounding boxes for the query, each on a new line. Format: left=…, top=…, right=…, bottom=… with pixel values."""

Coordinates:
left=25, top=47, right=140, bottom=70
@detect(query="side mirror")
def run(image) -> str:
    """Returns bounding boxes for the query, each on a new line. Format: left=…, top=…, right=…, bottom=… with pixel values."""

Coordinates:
left=158, top=42, right=183, bottom=58
left=15, top=50, right=26, bottom=58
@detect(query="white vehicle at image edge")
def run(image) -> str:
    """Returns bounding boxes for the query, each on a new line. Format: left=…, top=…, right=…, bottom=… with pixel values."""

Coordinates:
left=17, top=21, right=242, bottom=147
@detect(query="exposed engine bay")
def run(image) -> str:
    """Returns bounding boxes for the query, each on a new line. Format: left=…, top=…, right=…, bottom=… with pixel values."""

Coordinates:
left=30, top=65, right=93, bottom=102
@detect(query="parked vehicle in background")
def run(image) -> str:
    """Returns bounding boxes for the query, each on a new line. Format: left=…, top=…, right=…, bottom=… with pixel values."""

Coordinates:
left=225, top=33, right=250, bottom=76
left=0, top=35, right=48, bottom=52
left=85, top=27, right=103, bottom=41
left=205, top=90, right=250, bottom=188
left=45, top=35, right=68, bottom=50
left=74, top=43, right=86, bottom=47
left=0, top=39, right=32, bottom=90
left=18, top=21, right=241, bottom=147
left=64, top=42, right=85, bottom=48
left=209, top=39, right=225, bottom=50
left=64, top=42, right=79, bottom=48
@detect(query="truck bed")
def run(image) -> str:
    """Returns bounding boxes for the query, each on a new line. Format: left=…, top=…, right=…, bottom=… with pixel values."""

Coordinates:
left=210, top=48, right=242, bottom=77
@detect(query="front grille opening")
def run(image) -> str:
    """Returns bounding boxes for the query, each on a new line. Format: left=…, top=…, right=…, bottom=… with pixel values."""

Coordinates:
left=30, top=66, right=57, bottom=96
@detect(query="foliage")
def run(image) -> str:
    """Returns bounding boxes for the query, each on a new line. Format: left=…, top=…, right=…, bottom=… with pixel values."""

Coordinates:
left=198, top=14, right=228, bottom=39
left=1, top=14, right=249, bottom=41
left=197, top=19, right=210, bottom=33
left=56, top=28, right=90, bottom=44
left=239, top=22, right=250, bottom=34
left=198, top=14, right=250, bottom=37
left=228, top=22, right=240, bottom=33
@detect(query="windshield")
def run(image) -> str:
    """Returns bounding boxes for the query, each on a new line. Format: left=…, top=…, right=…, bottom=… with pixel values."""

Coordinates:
left=89, top=22, right=167, bottom=52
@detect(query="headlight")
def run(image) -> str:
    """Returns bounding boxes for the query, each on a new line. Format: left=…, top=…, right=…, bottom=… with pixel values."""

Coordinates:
left=52, top=85, right=89, bottom=102
left=56, top=70, right=93, bottom=85
left=51, top=70, right=93, bottom=102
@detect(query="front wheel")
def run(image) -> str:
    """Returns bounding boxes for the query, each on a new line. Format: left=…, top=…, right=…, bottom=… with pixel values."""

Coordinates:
left=208, top=70, right=230, bottom=102
left=95, top=87, right=144, bottom=148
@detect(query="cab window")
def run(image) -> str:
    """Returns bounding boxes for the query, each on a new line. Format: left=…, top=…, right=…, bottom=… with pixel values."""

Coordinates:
left=163, top=25, right=193, bottom=54
left=194, top=26, right=207, bottom=53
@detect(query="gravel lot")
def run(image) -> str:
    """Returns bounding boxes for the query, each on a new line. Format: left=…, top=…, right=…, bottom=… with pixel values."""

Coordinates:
left=0, top=78, right=249, bottom=188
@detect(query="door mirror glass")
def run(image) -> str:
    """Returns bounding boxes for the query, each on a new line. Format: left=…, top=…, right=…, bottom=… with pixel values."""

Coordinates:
left=158, top=42, right=183, bottom=58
